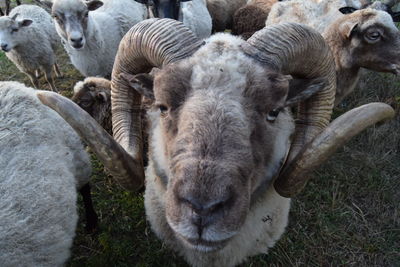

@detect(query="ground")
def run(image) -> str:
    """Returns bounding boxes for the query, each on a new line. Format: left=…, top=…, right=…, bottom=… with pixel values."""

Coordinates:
left=0, top=1, right=399, bottom=266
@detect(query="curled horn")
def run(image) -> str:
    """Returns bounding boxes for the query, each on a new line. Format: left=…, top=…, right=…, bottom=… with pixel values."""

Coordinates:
left=242, top=23, right=336, bottom=197
left=243, top=23, right=336, bottom=162
left=275, top=103, right=395, bottom=197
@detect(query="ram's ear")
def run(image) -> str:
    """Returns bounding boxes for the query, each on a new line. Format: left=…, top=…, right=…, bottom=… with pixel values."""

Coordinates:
left=339, top=6, right=358, bottom=14
left=86, top=0, right=103, bottom=11
left=284, top=77, right=327, bottom=107
left=120, top=73, right=155, bottom=101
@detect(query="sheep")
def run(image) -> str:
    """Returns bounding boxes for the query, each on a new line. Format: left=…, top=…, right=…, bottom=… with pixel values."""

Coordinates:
left=0, top=4, right=61, bottom=91
left=266, top=0, right=400, bottom=104
left=38, top=19, right=395, bottom=266
left=232, top=0, right=279, bottom=39
left=0, top=81, right=97, bottom=266
left=136, top=0, right=212, bottom=39
left=51, top=0, right=147, bottom=78
left=206, top=0, right=247, bottom=31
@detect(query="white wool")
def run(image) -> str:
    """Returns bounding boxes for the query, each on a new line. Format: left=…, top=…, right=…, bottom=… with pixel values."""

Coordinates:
left=0, top=81, right=91, bottom=266
left=53, top=0, right=147, bottom=77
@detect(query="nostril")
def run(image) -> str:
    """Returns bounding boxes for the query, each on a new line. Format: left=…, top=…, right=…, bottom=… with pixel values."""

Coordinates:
left=180, top=194, right=232, bottom=216
left=70, top=37, right=83, bottom=43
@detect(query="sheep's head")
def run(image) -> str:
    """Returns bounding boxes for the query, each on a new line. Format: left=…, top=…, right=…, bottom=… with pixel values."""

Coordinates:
left=51, top=0, right=104, bottom=49
left=0, top=13, right=32, bottom=52
left=36, top=19, right=395, bottom=255
left=335, top=8, right=400, bottom=74
left=72, top=77, right=111, bottom=133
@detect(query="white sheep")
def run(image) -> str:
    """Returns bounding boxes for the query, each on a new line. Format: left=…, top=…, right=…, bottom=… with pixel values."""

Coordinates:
left=51, top=0, right=147, bottom=78
left=0, top=81, right=96, bottom=266
left=0, top=4, right=61, bottom=91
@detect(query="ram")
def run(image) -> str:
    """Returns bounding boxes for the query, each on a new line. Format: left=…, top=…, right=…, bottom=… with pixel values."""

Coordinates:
left=0, top=4, right=61, bottom=91
left=266, top=0, right=400, bottom=104
left=38, top=19, right=394, bottom=266
left=51, top=0, right=147, bottom=78
left=0, top=81, right=97, bottom=266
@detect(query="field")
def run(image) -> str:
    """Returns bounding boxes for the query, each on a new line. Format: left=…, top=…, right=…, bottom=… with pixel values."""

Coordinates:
left=1, top=3, right=399, bottom=267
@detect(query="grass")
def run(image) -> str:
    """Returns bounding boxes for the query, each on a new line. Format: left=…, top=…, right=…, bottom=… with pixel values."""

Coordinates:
left=1, top=5, right=399, bottom=266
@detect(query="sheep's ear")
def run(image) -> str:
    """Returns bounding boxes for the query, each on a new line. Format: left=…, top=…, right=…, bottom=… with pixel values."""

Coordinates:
left=391, top=12, right=400, bottom=22
left=120, top=73, right=155, bottom=101
left=96, top=92, right=108, bottom=102
left=86, top=0, right=103, bottom=11
left=18, top=19, right=33, bottom=27
left=10, top=13, right=19, bottom=20
left=284, top=77, right=327, bottom=107
left=339, top=6, right=358, bottom=14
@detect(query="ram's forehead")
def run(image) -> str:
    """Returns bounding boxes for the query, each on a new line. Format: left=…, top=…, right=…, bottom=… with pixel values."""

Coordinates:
left=359, top=9, right=397, bottom=31
left=190, top=33, right=260, bottom=94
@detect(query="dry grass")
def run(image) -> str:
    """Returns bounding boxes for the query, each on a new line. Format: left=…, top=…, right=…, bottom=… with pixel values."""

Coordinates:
left=0, top=4, right=399, bottom=265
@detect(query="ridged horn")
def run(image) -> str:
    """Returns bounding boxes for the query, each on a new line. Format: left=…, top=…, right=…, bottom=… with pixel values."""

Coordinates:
left=243, top=23, right=336, bottom=163
left=111, top=18, right=203, bottom=188
left=37, top=91, right=143, bottom=191
left=275, top=103, right=395, bottom=197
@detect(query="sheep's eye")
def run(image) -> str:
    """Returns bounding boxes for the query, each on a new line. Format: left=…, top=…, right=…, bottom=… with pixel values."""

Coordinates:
left=80, top=100, right=92, bottom=108
left=157, top=104, right=168, bottom=116
left=266, top=108, right=280, bottom=122
left=366, top=31, right=381, bottom=41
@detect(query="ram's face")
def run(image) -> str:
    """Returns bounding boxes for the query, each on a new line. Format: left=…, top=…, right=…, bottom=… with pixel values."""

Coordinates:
left=52, top=0, right=103, bottom=50
left=149, top=38, right=295, bottom=252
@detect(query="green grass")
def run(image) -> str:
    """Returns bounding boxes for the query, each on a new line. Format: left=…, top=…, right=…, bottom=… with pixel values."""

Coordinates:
left=1, top=5, right=399, bottom=265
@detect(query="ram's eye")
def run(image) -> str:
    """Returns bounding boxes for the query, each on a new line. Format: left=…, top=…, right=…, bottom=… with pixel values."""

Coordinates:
left=366, top=31, right=381, bottom=41
left=266, top=108, right=280, bottom=122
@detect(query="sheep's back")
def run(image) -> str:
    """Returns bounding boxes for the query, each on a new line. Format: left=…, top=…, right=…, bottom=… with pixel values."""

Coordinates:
left=0, top=82, right=81, bottom=266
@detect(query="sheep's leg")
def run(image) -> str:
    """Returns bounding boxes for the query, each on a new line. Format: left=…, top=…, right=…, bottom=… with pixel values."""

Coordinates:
left=5, top=0, right=10, bottom=15
left=44, top=70, right=57, bottom=92
left=53, top=63, right=62, bottom=78
left=79, top=183, right=98, bottom=233
left=35, top=69, right=43, bottom=79
left=27, top=72, right=40, bottom=89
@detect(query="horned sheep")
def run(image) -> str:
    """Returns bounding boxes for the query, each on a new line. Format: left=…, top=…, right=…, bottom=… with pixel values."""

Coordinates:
left=51, top=0, right=147, bottom=78
left=266, top=0, right=400, bottom=104
left=39, top=19, right=395, bottom=266
left=0, top=81, right=97, bottom=266
left=0, top=4, right=61, bottom=91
